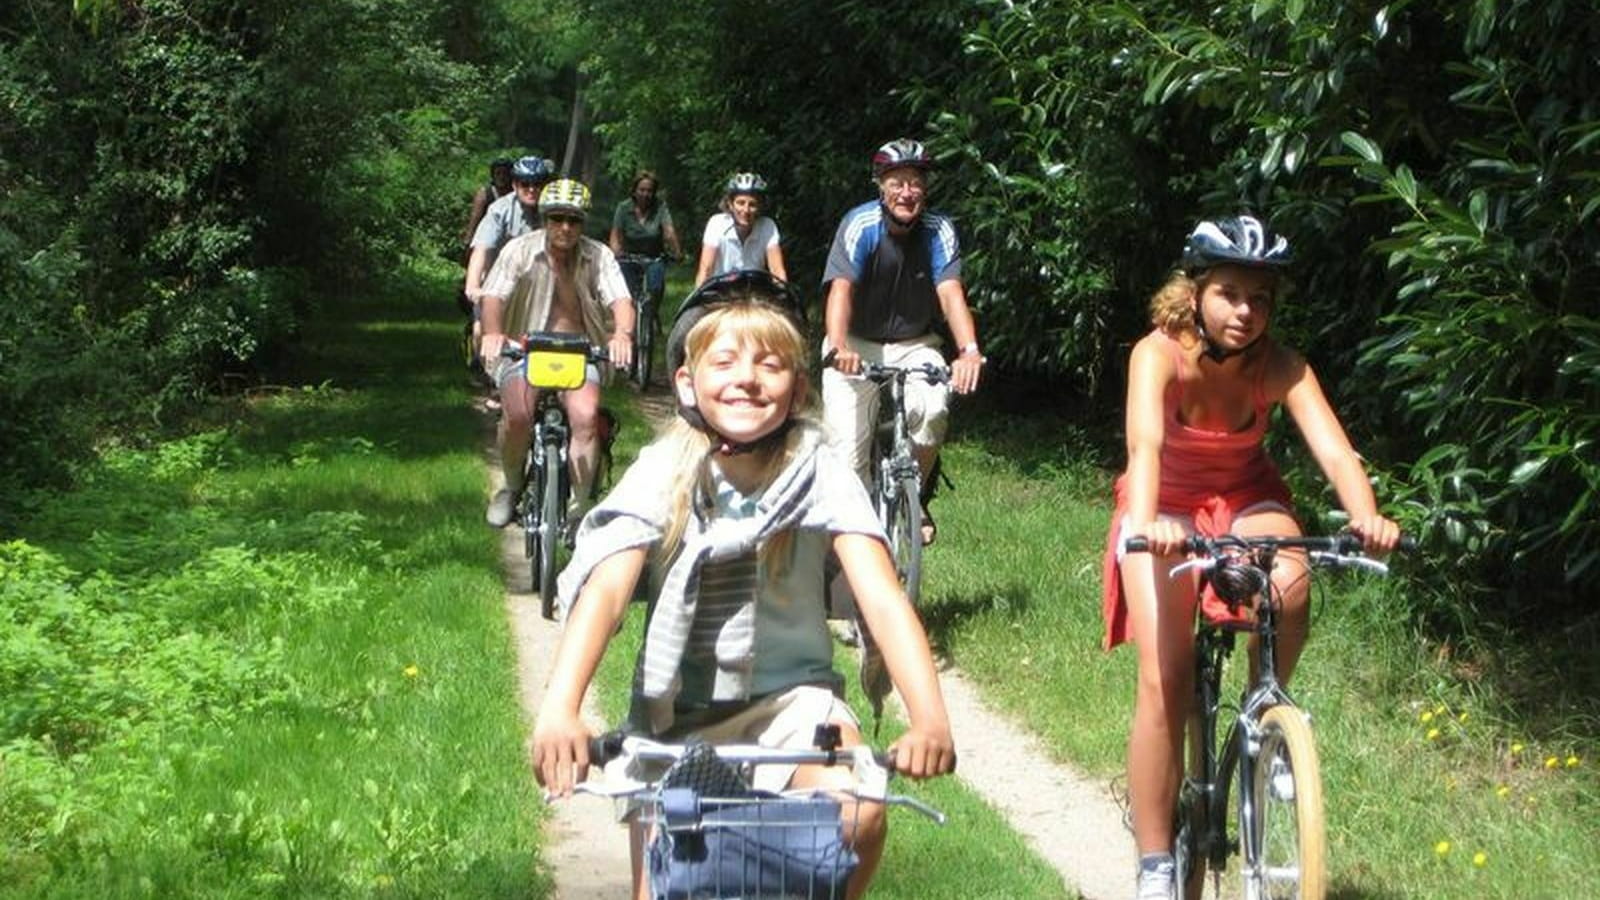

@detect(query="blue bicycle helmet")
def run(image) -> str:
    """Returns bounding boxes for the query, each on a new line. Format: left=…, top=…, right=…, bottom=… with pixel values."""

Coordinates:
left=510, top=155, right=555, bottom=183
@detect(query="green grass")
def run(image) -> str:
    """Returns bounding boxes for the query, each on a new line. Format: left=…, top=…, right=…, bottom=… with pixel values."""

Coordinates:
left=3, top=267, right=543, bottom=897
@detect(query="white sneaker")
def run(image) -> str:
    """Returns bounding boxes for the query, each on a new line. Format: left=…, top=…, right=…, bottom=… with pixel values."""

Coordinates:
left=1136, top=857, right=1176, bottom=900
left=485, top=489, right=517, bottom=528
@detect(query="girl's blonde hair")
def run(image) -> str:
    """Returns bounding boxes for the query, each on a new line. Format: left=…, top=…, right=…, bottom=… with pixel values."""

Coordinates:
left=1148, top=270, right=1200, bottom=334
left=656, top=302, right=816, bottom=570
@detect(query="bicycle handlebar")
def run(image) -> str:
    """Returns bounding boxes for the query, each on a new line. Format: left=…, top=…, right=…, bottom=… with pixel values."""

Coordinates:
left=587, top=731, right=898, bottom=773
left=1122, top=533, right=1416, bottom=556
left=821, top=350, right=951, bottom=385
left=499, top=338, right=611, bottom=364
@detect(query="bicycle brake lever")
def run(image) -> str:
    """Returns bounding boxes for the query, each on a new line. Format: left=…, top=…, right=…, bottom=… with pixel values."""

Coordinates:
left=1169, top=558, right=1214, bottom=580
left=1309, top=552, right=1390, bottom=576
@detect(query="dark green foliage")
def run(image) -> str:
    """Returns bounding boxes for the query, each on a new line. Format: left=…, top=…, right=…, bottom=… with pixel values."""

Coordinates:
left=0, top=0, right=536, bottom=523
left=550, top=0, right=1595, bottom=612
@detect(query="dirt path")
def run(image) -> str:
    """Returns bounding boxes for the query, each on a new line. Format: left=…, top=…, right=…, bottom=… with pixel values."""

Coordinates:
left=490, top=395, right=1141, bottom=899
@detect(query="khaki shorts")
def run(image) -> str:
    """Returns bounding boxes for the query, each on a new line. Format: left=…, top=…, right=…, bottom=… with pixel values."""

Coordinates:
left=609, top=685, right=876, bottom=822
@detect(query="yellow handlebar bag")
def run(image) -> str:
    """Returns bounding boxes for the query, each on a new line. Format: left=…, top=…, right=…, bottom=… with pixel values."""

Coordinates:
left=524, top=331, right=590, bottom=390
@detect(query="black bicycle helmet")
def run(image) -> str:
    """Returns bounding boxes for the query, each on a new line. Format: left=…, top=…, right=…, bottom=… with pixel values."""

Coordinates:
left=666, top=269, right=805, bottom=375
left=1180, top=215, right=1292, bottom=274
left=871, top=138, right=934, bottom=178
left=665, top=270, right=808, bottom=455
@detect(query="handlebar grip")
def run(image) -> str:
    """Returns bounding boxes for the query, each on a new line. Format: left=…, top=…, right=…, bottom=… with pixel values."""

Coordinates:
left=1123, top=536, right=1150, bottom=554
left=588, top=731, right=625, bottom=766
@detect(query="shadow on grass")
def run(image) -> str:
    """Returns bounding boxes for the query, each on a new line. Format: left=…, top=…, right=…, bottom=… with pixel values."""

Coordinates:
left=919, top=582, right=1038, bottom=653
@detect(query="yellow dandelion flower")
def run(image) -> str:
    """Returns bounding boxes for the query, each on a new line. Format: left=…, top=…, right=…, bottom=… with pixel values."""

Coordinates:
left=1544, top=756, right=1560, bottom=769
left=403, top=664, right=420, bottom=678
left=375, top=874, right=394, bottom=887
left=1510, top=741, right=1525, bottom=754
left=1434, top=840, right=1451, bottom=856
left=1473, top=852, right=1488, bottom=868
left=1495, top=785, right=1510, bottom=799
left=1565, top=755, right=1581, bottom=768
left=1427, top=728, right=1441, bottom=741
left=1420, top=710, right=1435, bottom=723
left=1434, top=703, right=1447, bottom=715
left=1458, top=711, right=1469, bottom=723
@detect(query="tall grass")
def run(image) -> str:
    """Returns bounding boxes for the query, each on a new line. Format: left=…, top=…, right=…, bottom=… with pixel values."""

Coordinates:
left=2, top=267, right=543, bottom=897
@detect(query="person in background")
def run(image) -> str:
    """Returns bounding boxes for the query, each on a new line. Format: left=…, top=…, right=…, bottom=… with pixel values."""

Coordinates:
left=694, top=172, right=787, bottom=286
left=820, top=139, right=982, bottom=546
left=479, top=179, right=635, bottom=530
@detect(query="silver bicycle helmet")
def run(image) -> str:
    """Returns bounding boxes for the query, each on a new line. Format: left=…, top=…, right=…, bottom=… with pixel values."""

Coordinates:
left=724, top=172, right=768, bottom=196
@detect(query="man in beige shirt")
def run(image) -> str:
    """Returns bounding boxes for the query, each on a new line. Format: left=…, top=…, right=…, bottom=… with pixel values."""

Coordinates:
left=479, top=178, right=635, bottom=528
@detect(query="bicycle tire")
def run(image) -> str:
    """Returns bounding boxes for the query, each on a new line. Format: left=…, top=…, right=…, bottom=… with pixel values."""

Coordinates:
left=886, top=473, right=923, bottom=605
left=1245, top=705, right=1327, bottom=900
left=634, top=300, right=655, bottom=389
left=538, top=446, right=563, bottom=618
left=1175, top=707, right=1211, bottom=900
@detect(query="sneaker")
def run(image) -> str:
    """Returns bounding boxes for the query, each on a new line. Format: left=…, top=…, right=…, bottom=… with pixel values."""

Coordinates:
left=485, top=489, right=517, bottom=528
left=1136, top=855, right=1176, bottom=900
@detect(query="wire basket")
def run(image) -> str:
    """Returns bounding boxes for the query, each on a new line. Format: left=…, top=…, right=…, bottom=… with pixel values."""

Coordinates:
left=643, top=787, right=860, bottom=899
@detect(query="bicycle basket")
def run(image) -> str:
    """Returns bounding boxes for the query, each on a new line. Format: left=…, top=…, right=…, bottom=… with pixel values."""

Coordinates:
left=524, top=331, right=590, bottom=389
left=647, top=789, right=859, bottom=900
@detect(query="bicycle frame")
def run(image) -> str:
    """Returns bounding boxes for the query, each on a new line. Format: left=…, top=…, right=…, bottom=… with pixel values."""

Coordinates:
left=869, top=368, right=921, bottom=514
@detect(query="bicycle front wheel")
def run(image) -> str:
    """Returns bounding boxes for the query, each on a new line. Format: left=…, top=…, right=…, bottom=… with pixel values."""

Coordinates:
left=885, top=474, right=924, bottom=605
left=1244, top=705, right=1327, bottom=900
left=634, top=301, right=655, bottom=389
left=1174, top=708, right=1211, bottom=900
left=537, top=447, right=563, bottom=618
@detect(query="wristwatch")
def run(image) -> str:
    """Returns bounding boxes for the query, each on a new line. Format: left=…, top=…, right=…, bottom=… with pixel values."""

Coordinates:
left=959, top=341, right=981, bottom=357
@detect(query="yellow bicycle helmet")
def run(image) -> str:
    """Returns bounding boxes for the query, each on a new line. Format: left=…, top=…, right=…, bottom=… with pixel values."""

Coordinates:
left=538, top=178, right=592, bottom=218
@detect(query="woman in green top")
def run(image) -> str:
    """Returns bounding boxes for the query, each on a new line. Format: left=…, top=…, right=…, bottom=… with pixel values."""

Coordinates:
left=609, top=171, right=684, bottom=306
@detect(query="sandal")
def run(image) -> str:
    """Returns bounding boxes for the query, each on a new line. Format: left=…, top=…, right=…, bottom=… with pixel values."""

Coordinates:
left=920, top=501, right=937, bottom=546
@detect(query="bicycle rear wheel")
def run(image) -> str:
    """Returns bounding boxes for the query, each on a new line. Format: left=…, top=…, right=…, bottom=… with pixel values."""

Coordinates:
left=1244, top=705, right=1326, bottom=900
left=537, top=447, right=563, bottom=618
left=885, top=473, right=923, bottom=605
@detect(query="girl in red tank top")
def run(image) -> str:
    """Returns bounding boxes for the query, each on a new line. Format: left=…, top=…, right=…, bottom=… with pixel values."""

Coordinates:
left=1107, top=216, right=1400, bottom=897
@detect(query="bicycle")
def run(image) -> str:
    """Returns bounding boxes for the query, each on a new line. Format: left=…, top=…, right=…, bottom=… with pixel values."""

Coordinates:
left=575, top=726, right=946, bottom=899
left=1124, top=532, right=1408, bottom=900
left=617, top=252, right=670, bottom=389
left=830, top=358, right=950, bottom=606
left=500, top=332, right=611, bottom=617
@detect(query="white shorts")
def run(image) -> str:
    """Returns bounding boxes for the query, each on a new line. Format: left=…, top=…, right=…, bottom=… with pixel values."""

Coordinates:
left=820, top=334, right=950, bottom=487
left=615, top=685, right=871, bottom=805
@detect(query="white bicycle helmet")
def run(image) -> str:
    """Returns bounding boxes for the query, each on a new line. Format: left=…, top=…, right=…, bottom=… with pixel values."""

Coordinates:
left=724, top=172, right=768, bottom=196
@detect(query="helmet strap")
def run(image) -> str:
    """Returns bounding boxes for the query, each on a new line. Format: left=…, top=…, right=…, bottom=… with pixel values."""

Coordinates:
left=1196, top=316, right=1262, bottom=363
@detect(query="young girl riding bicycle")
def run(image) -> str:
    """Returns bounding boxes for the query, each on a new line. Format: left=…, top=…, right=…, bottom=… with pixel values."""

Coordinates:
left=532, top=269, right=956, bottom=900
left=1105, top=215, right=1400, bottom=899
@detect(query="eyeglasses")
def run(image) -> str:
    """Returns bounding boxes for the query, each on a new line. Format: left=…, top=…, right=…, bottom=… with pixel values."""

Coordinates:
left=545, top=213, right=585, bottom=227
